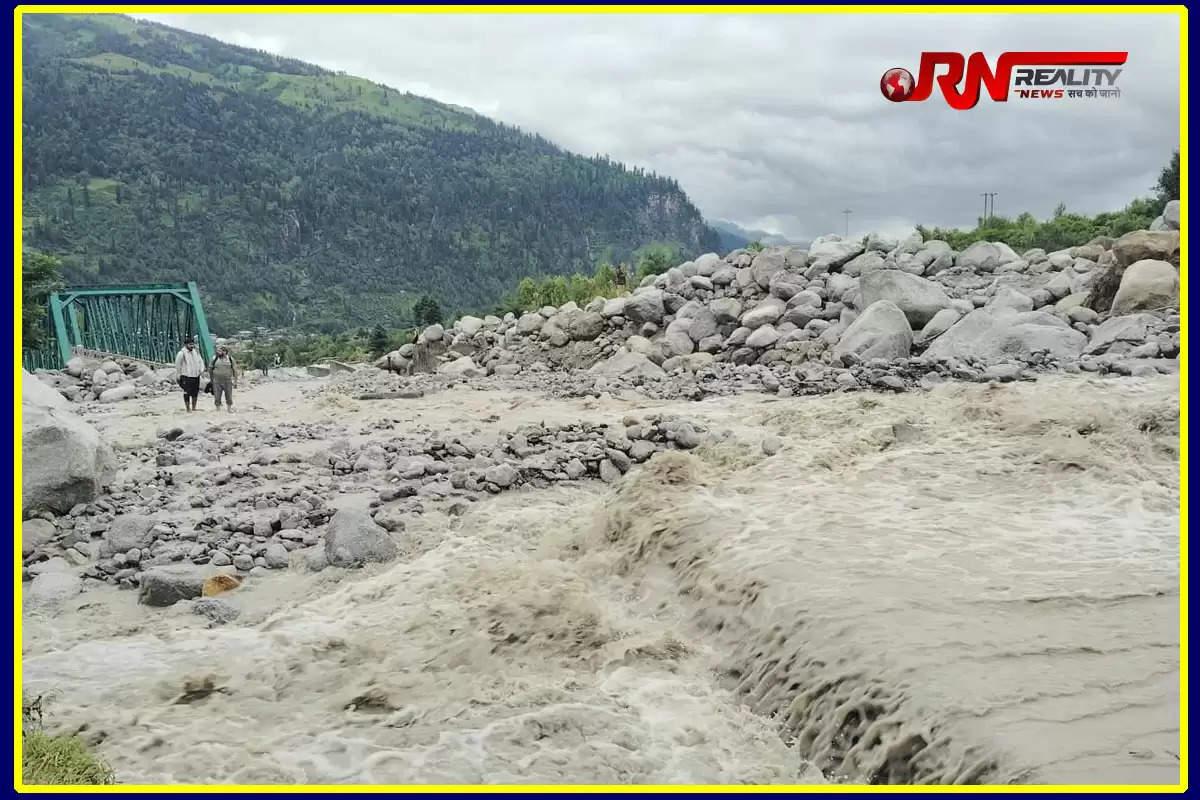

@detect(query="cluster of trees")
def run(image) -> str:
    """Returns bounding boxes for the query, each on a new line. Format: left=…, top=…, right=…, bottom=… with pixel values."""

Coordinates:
left=490, top=241, right=683, bottom=315
left=21, top=251, right=62, bottom=350
left=21, top=14, right=720, bottom=334
left=233, top=325, right=414, bottom=368
left=412, top=295, right=443, bottom=327
left=920, top=150, right=1179, bottom=252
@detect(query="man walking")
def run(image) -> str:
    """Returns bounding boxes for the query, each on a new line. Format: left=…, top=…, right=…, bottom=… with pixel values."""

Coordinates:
left=209, top=345, right=238, bottom=412
left=174, top=337, right=204, bottom=412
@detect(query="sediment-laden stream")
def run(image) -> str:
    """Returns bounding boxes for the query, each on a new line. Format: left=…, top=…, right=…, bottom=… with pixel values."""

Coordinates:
left=22, top=373, right=1180, bottom=785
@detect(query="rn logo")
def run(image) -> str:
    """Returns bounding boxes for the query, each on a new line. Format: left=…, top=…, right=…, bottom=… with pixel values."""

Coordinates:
left=881, top=52, right=1128, bottom=109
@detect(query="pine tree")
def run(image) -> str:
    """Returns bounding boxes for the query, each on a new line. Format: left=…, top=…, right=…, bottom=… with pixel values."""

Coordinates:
left=413, top=295, right=443, bottom=327
left=368, top=324, right=389, bottom=357
left=1156, top=150, right=1180, bottom=204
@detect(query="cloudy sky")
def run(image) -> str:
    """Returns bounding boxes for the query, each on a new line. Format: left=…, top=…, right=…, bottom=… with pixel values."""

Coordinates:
left=139, top=12, right=1181, bottom=241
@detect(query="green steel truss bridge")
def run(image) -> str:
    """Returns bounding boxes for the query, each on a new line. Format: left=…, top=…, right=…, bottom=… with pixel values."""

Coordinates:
left=23, top=282, right=215, bottom=372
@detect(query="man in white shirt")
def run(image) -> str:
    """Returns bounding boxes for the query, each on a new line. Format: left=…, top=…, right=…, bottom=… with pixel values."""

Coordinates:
left=174, top=337, right=205, bottom=412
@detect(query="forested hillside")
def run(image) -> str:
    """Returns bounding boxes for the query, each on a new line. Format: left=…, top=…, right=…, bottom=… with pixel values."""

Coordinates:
left=20, top=13, right=721, bottom=332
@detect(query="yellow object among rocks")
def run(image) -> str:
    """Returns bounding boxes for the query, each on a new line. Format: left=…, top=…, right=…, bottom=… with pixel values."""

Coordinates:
left=202, top=575, right=242, bottom=597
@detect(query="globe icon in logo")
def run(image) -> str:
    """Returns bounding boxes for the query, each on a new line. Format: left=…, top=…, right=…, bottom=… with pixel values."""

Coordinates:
left=881, top=67, right=915, bottom=102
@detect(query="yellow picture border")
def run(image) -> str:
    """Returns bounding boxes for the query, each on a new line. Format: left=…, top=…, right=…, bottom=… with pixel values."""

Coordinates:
left=12, top=3, right=1188, bottom=793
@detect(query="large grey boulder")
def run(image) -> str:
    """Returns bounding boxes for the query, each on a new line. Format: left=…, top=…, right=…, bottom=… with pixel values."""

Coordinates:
left=925, top=307, right=1086, bottom=363
left=516, top=313, right=544, bottom=334
left=709, top=297, right=743, bottom=324
left=22, top=378, right=116, bottom=515
left=808, top=237, right=864, bottom=270
left=139, top=566, right=207, bottom=607
left=750, top=251, right=787, bottom=289
left=99, top=384, right=137, bottom=403
left=590, top=350, right=667, bottom=380
left=439, top=356, right=484, bottom=379
left=859, top=270, right=952, bottom=328
left=24, top=373, right=69, bottom=410
left=1086, top=231, right=1182, bottom=313
left=768, top=271, right=806, bottom=300
left=64, top=357, right=92, bottom=379
left=741, top=298, right=785, bottom=329
left=956, top=241, right=1007, bottom=272
left=624, top=335, right=666, bottom=365
left=693, top=253, right=722, bottom=276
left=916, top=240, right=956, bottom=274
left=457, top=316, right=484, bottom=337
left=1111, top=230, right=1181, bottom=267
left=1085, top=313, right=1159, bottom=355
left=989, top=287, right=1034, bottom=312
left=745, top=325, right=781, bottom=349
left=624, top=289, right=666, bottom=326
left=325, top=508, right=400, bottom=568
left=22, top=519, right=56, bottom=557
left=711, top=266, right=737, bottom=286
left=833, top=300, right=913, bottom=361
left=663, top=319, right=696, bottom=356
left=865, top=230, right=898, bottom=253
left=568, top=311, right=605, bottom=341
left=105, top=514, right=156, bottom=553
left=1163, top=200, right=1180, bottom=230
left=841, top=252, right=886, bottom=277
left=601, top=298, right=627, bottom=318
left=1111, top=259, right=1179, bottom=314
left=683, top=307, right=718, bottom=342
left=914, top=308, right=963, bottom=347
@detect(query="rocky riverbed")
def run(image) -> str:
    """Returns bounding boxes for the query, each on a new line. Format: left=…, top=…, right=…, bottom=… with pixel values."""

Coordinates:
left=21, top=224, right=1181, bottom=785
left=21, top=368, right=1180, bottom=785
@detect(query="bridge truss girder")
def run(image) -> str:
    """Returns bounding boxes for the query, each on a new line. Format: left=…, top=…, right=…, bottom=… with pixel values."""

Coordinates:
left=46, top=282, right=215, bottom=367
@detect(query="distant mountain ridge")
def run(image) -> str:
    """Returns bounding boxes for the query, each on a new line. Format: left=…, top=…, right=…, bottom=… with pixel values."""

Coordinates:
left=21, top=13, right=722, bottom=332
left=709, top=218, right=808, bottom=252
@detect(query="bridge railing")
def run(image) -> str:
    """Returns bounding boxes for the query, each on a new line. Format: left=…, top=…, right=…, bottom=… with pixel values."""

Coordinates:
left=21, top=346, right=62, bottom=373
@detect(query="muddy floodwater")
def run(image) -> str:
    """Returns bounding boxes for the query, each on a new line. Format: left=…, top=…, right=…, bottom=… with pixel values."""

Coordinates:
left=22, top=373, right=1180, bottom=785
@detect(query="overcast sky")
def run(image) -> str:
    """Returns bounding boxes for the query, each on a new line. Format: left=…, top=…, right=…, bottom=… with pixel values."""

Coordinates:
left=138, top=12, right=1181, bottom=241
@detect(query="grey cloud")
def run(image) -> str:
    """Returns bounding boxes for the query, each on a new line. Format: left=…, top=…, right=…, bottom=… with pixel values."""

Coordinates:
left=136, top=12, right=1181, bottom=241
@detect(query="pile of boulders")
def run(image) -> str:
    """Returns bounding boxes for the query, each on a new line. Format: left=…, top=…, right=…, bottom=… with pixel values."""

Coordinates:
left=379, top=215, right=1180, bottom=396
left=22, top=398, right=721, bottom=605
left=31, top=354, right=177, bottom=404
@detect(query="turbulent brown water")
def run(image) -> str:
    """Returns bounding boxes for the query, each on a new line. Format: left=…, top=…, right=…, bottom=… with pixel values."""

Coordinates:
left=22, top=374, right=1180, bottom=785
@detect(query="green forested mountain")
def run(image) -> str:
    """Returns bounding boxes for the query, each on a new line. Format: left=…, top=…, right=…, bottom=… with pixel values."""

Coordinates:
left=20, top=14, right=722, bottom=333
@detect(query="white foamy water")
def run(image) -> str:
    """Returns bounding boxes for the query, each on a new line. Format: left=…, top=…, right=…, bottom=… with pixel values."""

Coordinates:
left=22, top=374, right=1180, bottom=785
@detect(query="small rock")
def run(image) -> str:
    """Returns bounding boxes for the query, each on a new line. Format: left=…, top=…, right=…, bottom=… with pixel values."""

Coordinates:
left=192, top=597, right=240, bottom=624
left=483, top=463, right=518, bottom=489
left=599, top=459, right=621, bottom=483
left=263, top=542, right=290, bottom=569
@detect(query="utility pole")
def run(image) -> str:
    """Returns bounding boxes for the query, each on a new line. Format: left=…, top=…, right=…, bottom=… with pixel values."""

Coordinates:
left=841, top=209, right=852, bottom=237
left=980, top=192, right=998, bottom=221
